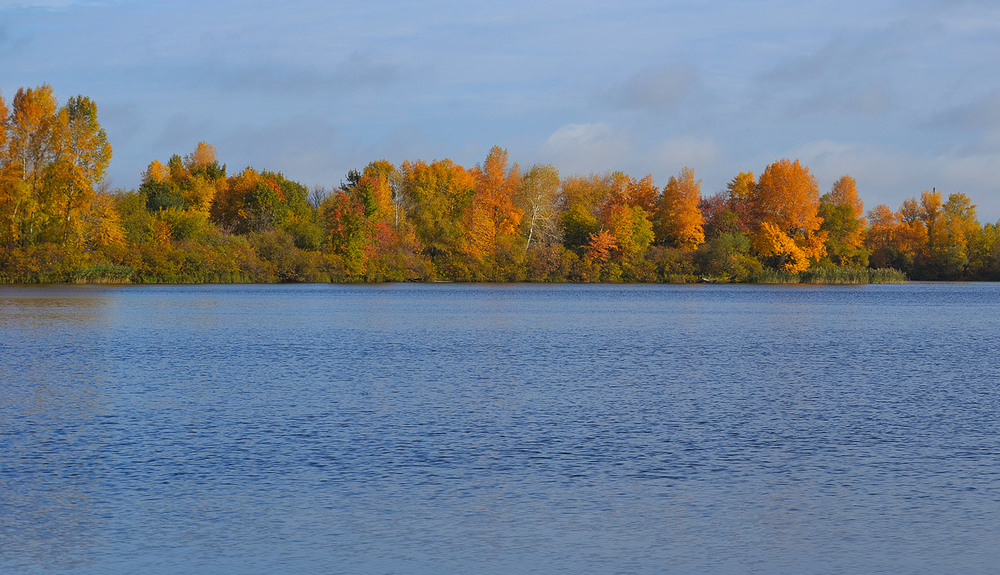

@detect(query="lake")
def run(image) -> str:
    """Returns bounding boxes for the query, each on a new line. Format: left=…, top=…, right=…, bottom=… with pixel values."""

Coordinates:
left=2, top=283, right=999, bottom=574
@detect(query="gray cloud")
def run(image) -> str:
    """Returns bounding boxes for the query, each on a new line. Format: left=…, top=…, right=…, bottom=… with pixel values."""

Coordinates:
left=334, top=51, right=399, bottom=90
left=218, top=51, right=400, bottom=97
left=754, top=30, right=901, bottom=118
left=933, top=92, right=1000, bottom=129
left=606, top=65, right=698, bottom=112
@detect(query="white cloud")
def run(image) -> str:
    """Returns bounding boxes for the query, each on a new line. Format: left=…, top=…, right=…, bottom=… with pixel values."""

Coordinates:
left=540, top=123, right=630, bottom=174
left=652, top=137, right=721, bottom=173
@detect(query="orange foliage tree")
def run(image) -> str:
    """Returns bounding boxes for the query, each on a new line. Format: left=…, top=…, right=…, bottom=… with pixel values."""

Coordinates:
left=466, top=146, right=522, bottom=263
left=750, top=159, right=826, bottom=272
left=655, top=166, right=704, bottom=250
left=819, top=175, right=867, bottom=266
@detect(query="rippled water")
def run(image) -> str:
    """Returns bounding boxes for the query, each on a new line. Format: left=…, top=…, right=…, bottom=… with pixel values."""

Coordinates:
left=2, top=283, right=999, bottom=574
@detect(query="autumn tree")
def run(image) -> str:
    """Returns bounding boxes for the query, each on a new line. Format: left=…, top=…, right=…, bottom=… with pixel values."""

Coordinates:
left=560, top=173, right=613, bottom=251
left=341, top=159, right=396, bottom=222
left=208, top=166, right=309, bottom=237
left=819, top=175, right=867, bottom=266
left=142, top=143, right=226, bottom=215
left=52, top=95, right=113, bottom=241
left=932, top=192, right=979, bottom=278
left=749, top=159, right=826, bottom=272
left=4, top=85, right=61, bottom=245
left=607, top=172, right=659, bottom=215
left=701, top=171, right=755, bottom=241
left=588, top=202, right=653, bottom=265
left=864, top=204, right=898, bottom=269
left=466, top=146, right=522, bottom=265
left=0, top=86, right=114, bottom=249
left=516, top=163, right=562, bottom=253
left=400, top=158, right=476, bottom=265
left=655, top=167, right=704, bottom=250
left=0, top=91, right=13, bottom=248
left=319, top=189, right=369, bottom=276
left=582, top=173, right=656, bottom=279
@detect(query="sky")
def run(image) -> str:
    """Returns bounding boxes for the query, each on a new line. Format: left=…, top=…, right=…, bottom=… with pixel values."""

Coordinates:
left=3, top=0, right=1000, bottom=221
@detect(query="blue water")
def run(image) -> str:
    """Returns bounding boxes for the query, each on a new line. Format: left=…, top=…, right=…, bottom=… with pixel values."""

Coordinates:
left=2, top=283, right=999, bottom=574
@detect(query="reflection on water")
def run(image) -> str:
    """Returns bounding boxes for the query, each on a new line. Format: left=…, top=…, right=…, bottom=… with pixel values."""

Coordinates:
left=2, top=283, right=1000, bottom=574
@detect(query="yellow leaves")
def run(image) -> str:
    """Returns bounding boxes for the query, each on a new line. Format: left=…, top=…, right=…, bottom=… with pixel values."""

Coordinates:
left=727, top=171, right=755, bottom=200
left=828, top=175, right=864, bottom=222
left=0, top=92, right=8, bottom=151
left=211, top=167, right=259, bottom=229
left=753, top=222, right=812, bottom=273
left=143, top=160, right=169, bottom=184
left=586, top=203, right=653, bottom=264
left=465, top=206, right=498, bottom=261
left=183, top=142, right=217, bottom=173
left=360, top=159, right=396, bottom=221
left=864, top=204, right=898, bottom=268
left=748, top=159, right=826, bottom=271
left=82, top=192, right=125, bottom=251
left=656, top=166, right=705, bottom=250
left=608, top=172, right=658, bottom=214
left=466, top=146, right=523, bottom=260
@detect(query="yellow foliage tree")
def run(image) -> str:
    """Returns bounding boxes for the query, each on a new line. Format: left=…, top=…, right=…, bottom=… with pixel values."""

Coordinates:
left=466, top=146, right=522, bottom=261
left=752, top=221, right=810, bottom=272
left=864, top=204, right=898, bottom=268
left=142, top=160, right=169, bottom=184
left=819, top=175, right=867, bottom=266
left=183, top=142, right=217, bottom=173
left=360, top=159, right=396, bottom=222
left=828, top=175, right=864, bottom=220
left=655, top=166, right=705, bottom=250
left=750, top=159, right=826, bottom=269
left=608, top=172, right=658, bottom=215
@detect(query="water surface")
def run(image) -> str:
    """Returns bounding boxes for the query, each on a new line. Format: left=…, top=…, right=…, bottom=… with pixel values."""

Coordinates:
left=2, top=283, right=999, bottom=573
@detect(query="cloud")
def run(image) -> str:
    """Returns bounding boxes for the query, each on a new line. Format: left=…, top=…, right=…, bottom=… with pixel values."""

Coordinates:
left=540, top=123, right=630, bottom=174
left=219, top=51, right=400, bottom=97
left=606, top=65, right=698, bottom=112
left=334, top=51, right=399, bottom=89
left=652, top=137, right=721, bottom=172
left=3, top=0, right=112, bottom=8
left=932, top=92, right=1000, bottom=130
left=784, top=139, right=1000, bottom=221
left=754, top=31, right=899, bottom=117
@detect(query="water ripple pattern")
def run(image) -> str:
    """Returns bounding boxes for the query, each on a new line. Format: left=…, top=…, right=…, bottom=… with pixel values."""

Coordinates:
left=1, top=283, right=999, bottom=574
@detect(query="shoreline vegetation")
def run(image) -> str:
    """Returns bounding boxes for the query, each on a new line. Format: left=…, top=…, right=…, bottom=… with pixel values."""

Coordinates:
left=1, top=86, right=996, bottom=286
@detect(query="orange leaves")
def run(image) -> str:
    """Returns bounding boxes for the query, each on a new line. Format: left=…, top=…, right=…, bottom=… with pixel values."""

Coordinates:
left=143, top=160, right=169, bottom=184
left=466, top=146, right=522, bottom=260
left=359, top=159, right=396, bottom=221
left=750, top=159, right=826, bottom=269
left=183, top=142, right=217, bottom=173
left=587, top=203, right=653, bottom=264
left=656, top=167, right=704, bottom=250
left=608, top=172, right=658, bottom=214
left=819, top=175, right=867, bottom=266
left=752, top=159, right=823, bottom=235
left=828, top=175, right=864, bottom=222
left=586, top=229, right=618, bottom=262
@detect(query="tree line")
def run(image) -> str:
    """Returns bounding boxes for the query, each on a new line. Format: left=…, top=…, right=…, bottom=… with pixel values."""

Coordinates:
left=1, top=85, right=998, bottom=283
